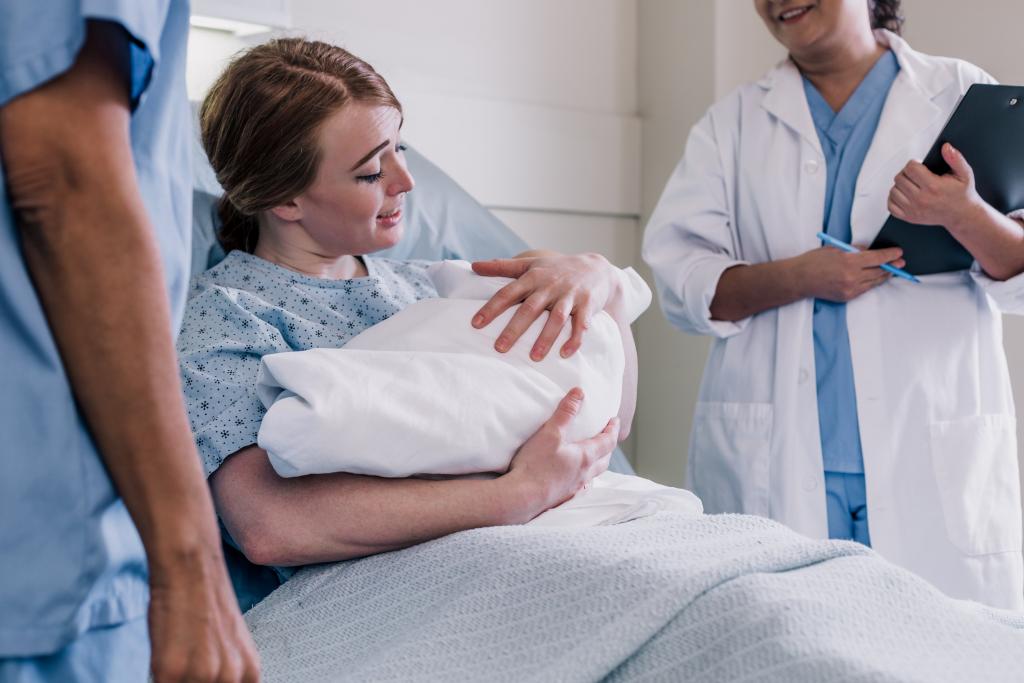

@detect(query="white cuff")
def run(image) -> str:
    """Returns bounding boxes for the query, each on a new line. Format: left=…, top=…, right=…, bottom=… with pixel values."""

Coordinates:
left=970, top=262, right=1024, bottom=314
left=683, top=258, right=750, bottom=338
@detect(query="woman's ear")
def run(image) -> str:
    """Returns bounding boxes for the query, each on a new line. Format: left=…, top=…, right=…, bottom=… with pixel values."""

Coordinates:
left=268, top=199, right=302, bottom=223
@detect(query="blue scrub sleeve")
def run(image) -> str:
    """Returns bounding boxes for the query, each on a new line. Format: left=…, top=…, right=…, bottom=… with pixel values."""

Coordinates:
left=0, top=0, right=170, bottom=108
left=179, top=287, right=292, bottom=477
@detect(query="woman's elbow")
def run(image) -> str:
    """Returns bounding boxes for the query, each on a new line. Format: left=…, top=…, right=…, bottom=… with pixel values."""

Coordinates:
left=232, top=512, right=380, bottom=566
left=231, top=517, right=292, bottom=567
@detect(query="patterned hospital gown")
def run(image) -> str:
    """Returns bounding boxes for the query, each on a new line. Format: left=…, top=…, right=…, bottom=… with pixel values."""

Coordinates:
left=177, top=250, right=437, bottom=478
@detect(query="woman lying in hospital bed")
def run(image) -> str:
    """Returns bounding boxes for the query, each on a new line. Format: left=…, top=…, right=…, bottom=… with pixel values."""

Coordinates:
left=178, top=37, right=1024, bottom=682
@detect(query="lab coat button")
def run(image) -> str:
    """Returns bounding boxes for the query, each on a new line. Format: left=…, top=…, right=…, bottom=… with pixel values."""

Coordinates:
left=798, top=368, right=810, bottom=384
left=804, top=159, right=820, bottom=174
left=802, top=476, right=818, bottom=492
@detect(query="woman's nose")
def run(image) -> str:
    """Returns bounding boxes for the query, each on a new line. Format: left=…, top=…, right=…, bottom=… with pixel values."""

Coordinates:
left=389, top=163, right=415, bottom=196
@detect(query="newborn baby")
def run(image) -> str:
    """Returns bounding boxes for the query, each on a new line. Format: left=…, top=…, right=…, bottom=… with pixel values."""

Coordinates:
left=256, top=260, right=701, bottom=526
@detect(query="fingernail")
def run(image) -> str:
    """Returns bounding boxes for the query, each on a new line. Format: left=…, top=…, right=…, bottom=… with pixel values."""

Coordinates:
left=531, top=347, right=546, bottom=360
left=472, top=314, right=484, bottom=327
left=495, top=339, right=509, bottom=352
left=560, top=347, right=571, bottom=358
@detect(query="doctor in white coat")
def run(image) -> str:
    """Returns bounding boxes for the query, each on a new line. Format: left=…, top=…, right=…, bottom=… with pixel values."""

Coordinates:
left=644, top=0, right=1024, bottom=610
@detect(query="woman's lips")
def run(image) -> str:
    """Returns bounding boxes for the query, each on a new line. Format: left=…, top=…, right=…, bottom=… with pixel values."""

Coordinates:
left=376, top=208, right=402, bottom=228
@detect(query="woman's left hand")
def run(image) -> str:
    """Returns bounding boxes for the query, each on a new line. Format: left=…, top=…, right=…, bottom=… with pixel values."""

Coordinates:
left=470, top=252, right=621, bottom=361
left=887, top=143, right=986, bottom=232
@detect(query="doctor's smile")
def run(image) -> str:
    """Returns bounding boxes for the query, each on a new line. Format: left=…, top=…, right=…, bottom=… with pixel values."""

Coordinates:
left=776, top=3, right=818, bottom=24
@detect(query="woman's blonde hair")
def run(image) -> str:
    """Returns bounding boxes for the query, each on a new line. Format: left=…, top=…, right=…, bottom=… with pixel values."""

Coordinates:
left=200, top=38, right=402, bottom=253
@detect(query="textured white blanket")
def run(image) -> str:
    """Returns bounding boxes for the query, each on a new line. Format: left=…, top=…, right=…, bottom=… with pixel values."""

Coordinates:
left=245, top=513, right=1024, bottom=682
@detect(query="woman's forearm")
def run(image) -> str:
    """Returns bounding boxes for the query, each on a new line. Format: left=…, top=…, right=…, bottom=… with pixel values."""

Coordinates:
left=947, top=204, right=1024, bottom=281
left=709, top=256, right=809, bottom=322
left=211, top=446, right=542, bottom=567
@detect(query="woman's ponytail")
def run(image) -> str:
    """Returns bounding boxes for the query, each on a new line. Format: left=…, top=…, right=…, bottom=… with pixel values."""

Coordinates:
left=216, top=196, right=260, bottom=254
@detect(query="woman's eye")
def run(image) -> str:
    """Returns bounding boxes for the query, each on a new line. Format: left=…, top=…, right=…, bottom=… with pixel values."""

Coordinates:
left=396, top=143, right=407, bottom=153
left=357, top=171, right=384, bottom=184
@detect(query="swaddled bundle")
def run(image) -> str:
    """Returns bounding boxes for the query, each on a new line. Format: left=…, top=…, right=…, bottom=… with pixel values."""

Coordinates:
left=256, top=261, right=701, bottom=526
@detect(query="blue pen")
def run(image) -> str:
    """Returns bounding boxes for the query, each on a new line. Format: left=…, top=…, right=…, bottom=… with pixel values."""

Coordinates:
left=815, top=232, right=920, bottom=283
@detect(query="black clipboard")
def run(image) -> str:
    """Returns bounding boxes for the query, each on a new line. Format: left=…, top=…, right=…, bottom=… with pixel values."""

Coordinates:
left=869, top=84, right=1024, bottom=275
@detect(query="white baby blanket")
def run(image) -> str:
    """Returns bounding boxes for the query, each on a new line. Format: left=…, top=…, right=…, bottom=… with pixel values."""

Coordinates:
left=256, top=261, right=701, bottom=525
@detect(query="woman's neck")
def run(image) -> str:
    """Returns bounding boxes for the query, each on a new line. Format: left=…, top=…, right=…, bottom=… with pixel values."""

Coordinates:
left=794, top=34, right=888, bottom=112
left=254, top=235, right=367, bottom=280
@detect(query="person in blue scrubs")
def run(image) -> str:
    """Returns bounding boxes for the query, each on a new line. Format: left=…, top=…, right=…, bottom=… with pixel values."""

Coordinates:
left=0, top=3, right=257, bottom=681
left=805, top=49, right=900, bottom=546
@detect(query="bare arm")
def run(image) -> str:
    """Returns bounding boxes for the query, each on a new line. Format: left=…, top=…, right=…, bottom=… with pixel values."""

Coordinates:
left=948, top=205, right=1024, bottom=281
left=1, top=21, right=256, bottom=683
left=709, top=246, right=905, bottom=322
left=212, top=390, right=619, bottom=567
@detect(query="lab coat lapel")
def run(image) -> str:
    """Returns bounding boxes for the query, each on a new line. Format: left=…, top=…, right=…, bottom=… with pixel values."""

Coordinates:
left=853, top=31, right=947, bottom=244
left=759, top=59, right=825, bottom=260
left=760, top=58, right=822, bottom=154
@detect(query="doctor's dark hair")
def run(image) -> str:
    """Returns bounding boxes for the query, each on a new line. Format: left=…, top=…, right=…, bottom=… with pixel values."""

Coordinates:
left=870, top=0, right=904, bottom=34
left=200, top=38, right=402, bottom=254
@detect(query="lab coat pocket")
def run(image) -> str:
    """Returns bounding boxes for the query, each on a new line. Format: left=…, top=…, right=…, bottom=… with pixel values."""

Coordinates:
left=930, top=415, right=1022, bottom=556
left=691, top=402, right=773, bottom=516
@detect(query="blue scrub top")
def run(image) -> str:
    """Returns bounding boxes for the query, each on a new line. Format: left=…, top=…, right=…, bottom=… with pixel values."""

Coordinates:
left=0, top=0, right=191, bottom=657
left=804, top=50, right=899, bottom=474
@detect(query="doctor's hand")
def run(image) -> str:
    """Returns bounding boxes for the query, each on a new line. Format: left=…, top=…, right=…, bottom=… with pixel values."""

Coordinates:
left=888, top=143, right=986, bottom=232
left=796, top=245, right=905, bottom=303
left=505, top=388, right=619, bottom=515
left=471, top=252, right=622, bottom=361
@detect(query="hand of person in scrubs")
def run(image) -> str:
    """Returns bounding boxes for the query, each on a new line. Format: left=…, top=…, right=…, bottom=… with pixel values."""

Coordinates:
left=470, top=252, right=623, bottom=360
left=795, top=244, right=906, bottom=302
left=888, top=143, right=984, bottom=229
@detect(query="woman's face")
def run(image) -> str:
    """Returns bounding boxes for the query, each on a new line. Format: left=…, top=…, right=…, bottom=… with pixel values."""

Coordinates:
left=753, top=0, right=873, bottom=58
left=283, top=103, right=414, bottom=257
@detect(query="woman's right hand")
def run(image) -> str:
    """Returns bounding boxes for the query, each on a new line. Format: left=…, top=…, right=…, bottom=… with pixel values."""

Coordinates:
left=795, top=245, right=905, bottom=303
left=505, top=388, right=619, bottom=517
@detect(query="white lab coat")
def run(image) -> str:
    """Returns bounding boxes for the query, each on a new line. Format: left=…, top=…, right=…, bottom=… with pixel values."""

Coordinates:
left=643, top=30, right=1024, bottom=610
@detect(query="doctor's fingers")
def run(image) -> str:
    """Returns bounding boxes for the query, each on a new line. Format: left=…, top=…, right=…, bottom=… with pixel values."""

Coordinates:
left=900, top=160, right=939, bottom=188
left=852, top=269, right=892, bottom=296
left=893, top=172, right=923, bottom=199
left=888, top=188, right=913, bottom=221
left=854, top=246, right=904, bottom=268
